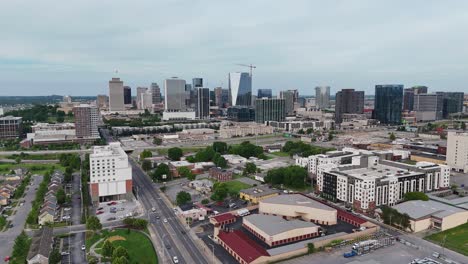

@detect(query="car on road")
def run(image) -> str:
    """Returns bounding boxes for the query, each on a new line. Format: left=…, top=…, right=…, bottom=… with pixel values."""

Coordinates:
left=96, top=211, right=104, bottom=215
left=81, top=245, right=86, bottom=251
left=172, top=256, right=179, bottom=263
left=62, top=216, right=71, bottom=220
left=61, top=252, right=70, bottom=256
left=8, top=223, right=13, bottom=228
left=155, top=216, right=160, bottom=220
left=151, top=207, right=156, bottom=212
left=163, top=218, right=168, bottom=223
left=107, top=217, right=116, bottom=221
left=63, top=207, right=71, bottom=211
left=166, top=243, right=171, bottom=249
left=107, top=201, right=117, bottom=206
left=4, top=256, right=10, bottom=262
left=110, top=207, right=117, bottom=213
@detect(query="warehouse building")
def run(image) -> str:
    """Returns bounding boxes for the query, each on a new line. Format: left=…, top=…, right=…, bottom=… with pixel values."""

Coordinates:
left=239, top=186, right=281, bottom=204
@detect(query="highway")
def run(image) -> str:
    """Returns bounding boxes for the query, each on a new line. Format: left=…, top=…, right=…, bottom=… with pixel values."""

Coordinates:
left=131, top=159, right=208, bottom=264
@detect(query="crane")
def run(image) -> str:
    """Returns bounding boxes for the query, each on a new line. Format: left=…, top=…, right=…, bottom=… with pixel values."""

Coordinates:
left=236, top=64, right=256, bottom=76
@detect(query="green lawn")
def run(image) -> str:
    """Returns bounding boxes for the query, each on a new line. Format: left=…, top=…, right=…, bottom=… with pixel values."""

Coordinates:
left=89, top=229, right=158, bottom=264
left=6, top=153, right=61, bottom=160
left=224, top=180, right=252, bottom=193
left=270, top=151, right=290, bottom=157
left=0, top=163, right=65, bottom=175
left=425, top=222, right=468, bottom=256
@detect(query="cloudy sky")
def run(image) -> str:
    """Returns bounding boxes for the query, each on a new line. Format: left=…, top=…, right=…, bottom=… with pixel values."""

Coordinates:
left=1, top=0, right=467, bottom=96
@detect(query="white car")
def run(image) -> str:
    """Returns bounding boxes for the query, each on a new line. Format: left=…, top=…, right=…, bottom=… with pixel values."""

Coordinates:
left=60, top=252, right=70, bottom=256
left=163, top=218, right=168, bottom=223
left=62, top=216, right=71, bottom=220
left=172, top=256, right=179, bottom=263
left=151, top=207, right=156, bottom=212
left=63, top=208, right=71, bottom=211
left=81, top=245, right=86, bottom=251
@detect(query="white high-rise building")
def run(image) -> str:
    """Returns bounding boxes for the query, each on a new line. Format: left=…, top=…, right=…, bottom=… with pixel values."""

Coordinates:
left=141, top=90, right=153, bottom=112
left=164, top=78, right=187, bottom=111
left=136, top=87, right=148, bottom=110
left=89, top=142, right=132, bottom=203
left=109, top=78, right=125, bottom=111
left=315, top=86, right=331, bottom=109
left=447, top=131, right=468, bottom=172
left=229, top=72, right=252, bottom=106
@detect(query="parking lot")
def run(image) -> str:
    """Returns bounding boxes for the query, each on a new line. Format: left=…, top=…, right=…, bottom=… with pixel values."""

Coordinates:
left=93, top=200, right=143, bottom=222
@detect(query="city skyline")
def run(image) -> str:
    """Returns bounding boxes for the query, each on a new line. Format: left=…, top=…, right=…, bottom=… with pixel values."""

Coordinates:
left=2, top=1, right=468, bottom=96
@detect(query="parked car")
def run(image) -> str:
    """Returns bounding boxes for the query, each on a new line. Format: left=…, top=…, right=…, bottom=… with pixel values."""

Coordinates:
left=163, top=218, right=168, bottom=223
left=96, top=211, right=104, bottom=215
left=62, top=216, right=71, bottom=220
left=107, top=201, right=117, bottom=206
left=173, top=256, right=179, bottom=263
left=81, top=245, right=86, bottom=251
left=61, top=252, right=70, bottom=256
left=151, top=207, right=156, bottom=212
left=63, top=208, right=71, bottom=211
left=4, top=256, right=10, bottom=262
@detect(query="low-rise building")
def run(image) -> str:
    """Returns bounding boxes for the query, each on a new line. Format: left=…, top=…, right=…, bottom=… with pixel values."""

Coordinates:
left=176, top=203, right=208, bottom=222
left=162, top=110, right=196, bottom=121
left=242, top=214, right=320, bottom=247
left=27, top=227, right=53, bottom=264
left=259, top=194, right=337, bottom=225
left=209, top=213, right=236, bottom=227
left=219, top=122, right=273, bottom=138
left=0, top=116, right=22, bottom=139
left=209, top=167, right=233, bottom=182
left=223, top=154, right=248, bottom=165
left=239, top=186, right=281, bottom=204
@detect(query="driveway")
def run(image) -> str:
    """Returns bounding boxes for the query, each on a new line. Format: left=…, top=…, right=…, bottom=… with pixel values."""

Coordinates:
left=0, top=174, right=42, bottom=261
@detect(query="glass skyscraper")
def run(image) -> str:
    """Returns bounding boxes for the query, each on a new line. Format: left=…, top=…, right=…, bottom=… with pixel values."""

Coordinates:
left=229, top=72, right=252, bottom=106
left=374, top=85, right=403, bottom=125
left=255, top=98, right=285, bottom=123
left=257, top=89, right=272, bottom=99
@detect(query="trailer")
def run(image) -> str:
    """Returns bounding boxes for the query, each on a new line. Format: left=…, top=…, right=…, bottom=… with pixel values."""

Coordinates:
left=344, top=250, right=357, bottom=258
left=352, top=239, right=378, bottom=250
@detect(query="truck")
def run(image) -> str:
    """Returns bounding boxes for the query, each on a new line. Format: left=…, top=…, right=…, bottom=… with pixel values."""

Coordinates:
left=352, top=239, right=378, bottom=250
left=343, top=250, right=357, bottom=258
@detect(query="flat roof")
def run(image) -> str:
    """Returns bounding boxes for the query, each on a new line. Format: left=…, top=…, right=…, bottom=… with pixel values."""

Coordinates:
left=240, top=186, right=280, bottom=198
left=392, top=200, right=467, bottom=220
left=333, top=163, right=421, bottom=181
left=244, top=214, right=317, bottom=236
left=212, top=213, right=236, bottom=223
left=261, top=194, right=336, bottom=212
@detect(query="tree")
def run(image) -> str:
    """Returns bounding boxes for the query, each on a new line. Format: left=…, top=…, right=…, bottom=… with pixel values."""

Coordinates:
left=112, top=256, right=129, bottom=264
left=15, top=157, right=21, bottom=164
left=57, top=116, right=65, bottom=123
left=403, top=192, right=429, bottom=201
left=86, top=216, right=102, bottom=232
left=139, top=150, right=152, bottom=160
left=153, top=137, right=162, bottom=145
left=112, top=246, right=129, bottom=262
left=214, top=155, right=227, bottom=168
left=328, top=133, right=334, bottom=141
left=201, top=199, right=210, bottom=205
left=211, top=182, right=228, bottom=201
left=176, top=191, right=192, bottom=205
left=168, top=147, right=183, bottom=161
left=307, top=243, right=315, bottom=254
left=160, top=186, right=167, bottom=192
left=56, top=188, right=66, bottom=204
left=102, top=240, right=114, bottom=257
left=49, top=249, right=62, bottom=264
left=244, top=162, right=257, bottom=175
left=212, top=142, right=228, bottom=154
left=178, top=166, right=195, bottom=180
left=389, top=132, right=396, bottom=141
left=141, top=160, right=152, bottom=171
left=152, top=163, right=170, bottom=181
left=12, top=231, right=29, bottom=259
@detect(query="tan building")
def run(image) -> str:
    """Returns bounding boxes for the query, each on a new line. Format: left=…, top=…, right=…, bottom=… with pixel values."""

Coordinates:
left=243, top=214, right=319, bottom=247
left=392, top=200, right=468, bottom=232
left=259, top=194, right=337, bottom=225
left=447, top=131, right=468, bottom=172
left=109, top=77, right=125, bottom=112
left=239, top=186, right=280, bottom=204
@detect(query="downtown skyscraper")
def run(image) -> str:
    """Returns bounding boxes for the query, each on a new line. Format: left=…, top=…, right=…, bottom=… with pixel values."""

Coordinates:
left=164, top=77, right=187, bottom=111
left=108, top=78, right=124, bottom=111
left=315, top=86, right=331, bottom=109
left=229, top=72, right=252, bottom=106
left=335, top=89, right=365, bottom=123
left=374, top=85, right=403, bottom=125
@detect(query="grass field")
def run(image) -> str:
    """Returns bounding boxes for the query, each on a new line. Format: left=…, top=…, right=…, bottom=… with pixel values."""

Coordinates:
left=89, top=229, right=158, bottom=264
left=224, top=180, right=252, bottom=193
left=425, top=222, right=468, bottom=256
left=0, top=163, right=65, bottom=175
left=6, top=153, right=61, bottom=160
left=269, top=151, right=290, bottom=157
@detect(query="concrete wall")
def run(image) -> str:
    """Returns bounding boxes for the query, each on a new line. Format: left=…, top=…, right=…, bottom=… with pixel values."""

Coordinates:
left=441, top=211, right=468, bottom=231
left=412, top=218, right=431, bottom=233
left=259, top=202, right=337, bottom=225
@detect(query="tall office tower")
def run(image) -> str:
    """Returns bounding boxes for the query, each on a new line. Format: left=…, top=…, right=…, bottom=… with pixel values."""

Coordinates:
left=214, top=87, right=223, bottom=107
left=73, top=104, right=99, bottom=139
left=151, top=83, right=161, bottom=104
left=374, top=85, right=403, bottom=125
left=96, top=95, right=108, bottom=109
left=403, top=88, right=415, bottom=111
left=315, top=86, right=331, bottom=109
left=136, top=87, right=148, bottom=109
left=334, top=89, right=365, bottom=123
left=141, top=90, right=153, bottom=111
left=229, top=72, right=252, bottom=106
left=447, top=131, right=468, bottom=172
left=123, top=86, right=132, bottom=105
left=440, top=92, right=464, bottom=118
left=279, top=90, right=296, bottom=116
left=414, top=93, right=444, bottom=121
left=89, top=142, right=132, bottom=203
left=257, top=89, right=272, bottom=99
left=192, top=78, right=203, bottom=88
left=412, top=86, right=428, bottom=95
left=108, top=78, right=124, bottom=111
left=197, top=88, right=210, bottom=119
left=255, top=98, right=286, bottom=123
left=165, top=77, right=187, bottom=111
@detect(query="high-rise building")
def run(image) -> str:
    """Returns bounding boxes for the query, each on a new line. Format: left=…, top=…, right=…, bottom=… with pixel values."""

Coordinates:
left=73, top=104, right=99, bottom=139
left=403, top=88, right=415, bottom=111
left=214, top=87, right=230, bottom=108
left=108, top=78, right=124, bottom=111
left=412, top=86, right=428, bottom=95
left=96, top=95, right=108, bottom=109
left=257, top=89, right=272, bottom=99
left=151, top=83, right=162, bottom=104
left=229, top=72, right=252, bottom=106
left=414, top=93, right=444, bottom=121
left=136, top=87, right=148, bottom=109
left=334, top=89, right=365, bottom=123
left=0, top=116, right=22, bottom=139
left=315, top=86, right=331, bottom=109
left=197, top=88, right=210, bottom=119
left=165, top=77, right=187, bottom=111
left=141, top=90, right=153, bottom=111
left=192, top=78, right=203, bottom=88
left=255, top=98, right=286, bottom=123
left=280, top=90, right=297, bottom=116
left=89, top=142, right=132, bottom=203
left=374, top=85, right=403, bottom=125
left=227, top=106, right=255, bottom=122
left=123, top=86, right=132, bottom=105
left=440, top=92, right=464, bottom=118
left=447, top=131, right=468, bottom=172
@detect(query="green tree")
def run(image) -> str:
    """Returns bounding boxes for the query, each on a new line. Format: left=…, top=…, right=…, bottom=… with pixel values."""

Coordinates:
left=112, top=256, right=129, bottom=264
left=12, top=231, right=29, bottom=260
left=56, top=188, right=66, bottom=204
left=112, top=246, right=129, bottom=262
left=176, top=191, right=192, bottom=205
left=49, top=249, right=61, bottom=264
left=201, top=199, right=210, bottom=205
left=86, top=216, right=102, bottom=232
left=160, top=186, right=167, bottom=192
left=214, top=155, right=227, bottom=168
left=168, top=147, right=183, bottom=161
left=328, top=133, right=334, bottom=141
left=57, top=116, right=65, bottom=123
left=153, top=137, right=162, bottom=145
left=15, top=157, right=21, bottom=164
left=102, top=240, right=114, bottom=257
left=403, top=192, right=429, bottom=201
left=307, top=243, right=315, bottom=254
left=212, top=142, right=228, bottom=154
left=152, top=163, right=170, bottom=181
left=244, top=162, right=257, bottom=175
left=141, top=160, right=152, bottom=171
left=178, top=166, right=195, bottom=180
left=139, top=150, right=152, bottom=160
left=389, top=132, right=396, bottom=141
left=211, top=182, right=229, bottom=201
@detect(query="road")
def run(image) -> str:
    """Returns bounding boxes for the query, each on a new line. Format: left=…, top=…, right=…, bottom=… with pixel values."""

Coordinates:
left=70, top=172, right=86, bottom=264
left=0, top=174, right=42, bottom=261
left=0, top=149, right=91, bottom=155
left=131, top=159, right=209, bottom=264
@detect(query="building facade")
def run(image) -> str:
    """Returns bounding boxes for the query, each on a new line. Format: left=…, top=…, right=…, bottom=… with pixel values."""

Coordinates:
left=447, top=131, right=468, bottom=172
left=0, top=116, right=22, bottom=139
left=209, top=167, right=233, bottom=182
left=151, top=83, right=162, bottom=104
left=96, top=95, right=108, bottom=109
left=165, top=77, right=187, bottom=111
left=441, top=92, right=464, bottom=118
left=109, top=77, right=125, bottom=111
left=315, top=86, right=331, bottom=109
left=89, top=142, right=132, bottom=203
left=123, top=86, right=132, bottom=105
left=197, top=87, right=210, bottom=119
left=73, top=104, right=99, bottom=139
left=414, top=93, right=444, bottom=121
left=257, top=89, right=272, bottom=99
left=374, top=84, right=403, bottom=125
left=335, top=89, right=364, bottom=123
left=229, top=72, right=252, bottom=106
left=255, top=98, right=286, bottom=124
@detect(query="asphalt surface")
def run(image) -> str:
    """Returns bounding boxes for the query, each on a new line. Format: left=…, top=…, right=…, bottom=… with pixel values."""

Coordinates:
left=70, top=172, right=86, bottom=264
left=131, top=159, right=209, bottom=264
left=0, top=174, right=42, bottom=261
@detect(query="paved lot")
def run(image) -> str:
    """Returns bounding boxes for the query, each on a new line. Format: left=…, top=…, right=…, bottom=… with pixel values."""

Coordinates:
left=0, top=174, right=42, bottom=261
left=449, top=171, right=468, bottom=187
left=94, top=199, right=142, bottom=222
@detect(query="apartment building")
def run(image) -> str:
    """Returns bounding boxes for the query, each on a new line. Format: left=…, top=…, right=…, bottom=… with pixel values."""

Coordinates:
left=447, top=131, right=468, bottom=172
left=0, top=116, right=22, bottom=139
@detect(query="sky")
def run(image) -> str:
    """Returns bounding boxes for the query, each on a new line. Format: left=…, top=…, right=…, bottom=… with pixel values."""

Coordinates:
left=1, top=0, right=468, bottom=96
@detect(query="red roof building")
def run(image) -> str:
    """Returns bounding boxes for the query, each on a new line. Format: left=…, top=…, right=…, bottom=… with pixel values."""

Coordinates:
left=209, top=213, right=236, bottom=227
left=217, top=230, right=269, bottom=264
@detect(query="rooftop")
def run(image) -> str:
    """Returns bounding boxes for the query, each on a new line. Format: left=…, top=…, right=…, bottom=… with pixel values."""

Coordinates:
left=392, top=200, right=467, bottom=219
left=212, top=213, right=236, bottom=223
left=333, top=162, right=421, bottom=181
left=27, top=227, right=53, bottom=261
left=217, top=230, right=269, bottom=263
left=244, top=214, right=317, bottom=236
left=91, top=142, right=127, bottom=158
left=240, top=186, right=280, bottom=198
left=261, top=194, right=336, bottom=212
